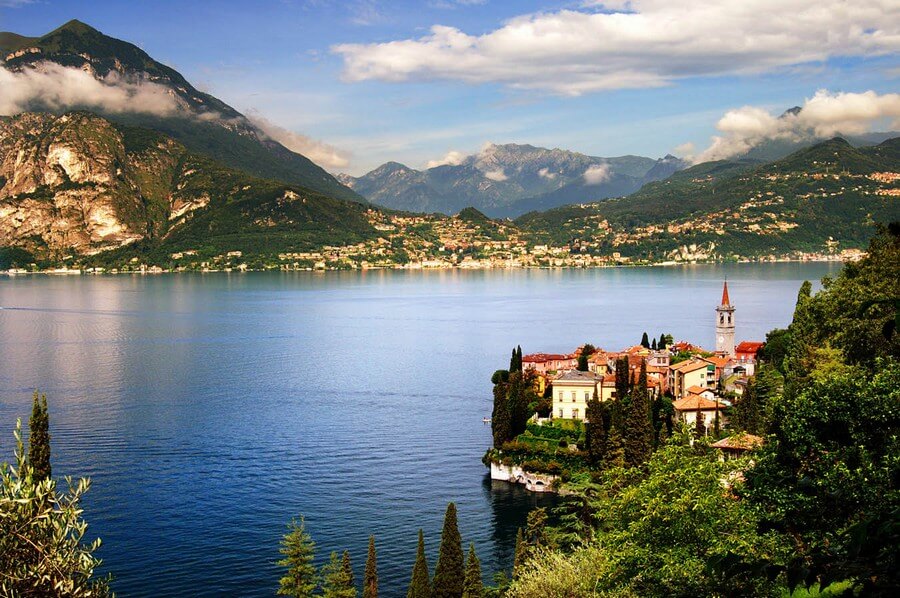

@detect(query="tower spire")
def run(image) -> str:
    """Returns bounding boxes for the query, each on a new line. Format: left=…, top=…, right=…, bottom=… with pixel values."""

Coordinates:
left=721, top=280, right=731, bottom=307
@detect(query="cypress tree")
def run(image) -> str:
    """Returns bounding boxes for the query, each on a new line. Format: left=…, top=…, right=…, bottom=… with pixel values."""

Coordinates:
left=614, top=356, right=629, bottom=400
left=491, top=382, right=511, bottom=448
left=713, top=399, right=721, bottom=437
left=407, top=529, right=431, bottom=598
left=640, top=332, right=650, bottom=348
left=525, top=508, right=548, bottom=549
left=576, top=352, right=589, bottom=371
left=585, top=392, right=606, bottom=465
left=277, top=517, right=318, bottom=597
left=506, top=372, right=530, bottom=438
left=512, top=527, right=527, bottom=579
left=651, top=338, right=657, bottom=350
left=363, top=536, right=378, bottom=598
left=462, top=544, right=483, bottom=598
left=28, top=391, right=51, bottom=482
left=433, top=503, right=464, bottom=598
left=624, top=361, right=652, bottom=467
left=658, top=333, right=666, bottom=349
left=516, top=346, right=523, bottom=372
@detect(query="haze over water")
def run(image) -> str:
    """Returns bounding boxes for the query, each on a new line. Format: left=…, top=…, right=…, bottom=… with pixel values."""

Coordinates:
left=0, top=263, right=839, bottom=596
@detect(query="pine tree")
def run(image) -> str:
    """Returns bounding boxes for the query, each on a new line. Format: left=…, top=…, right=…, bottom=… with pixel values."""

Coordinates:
left=28, top=391, right=51, bottom=482
left=640, top=332, right=650, bottom=348
left=433, top=503, right=464, bottom=598
left=322, top=551, right=357, bottom=598
left=585, top=392, right=606, bottom=465
left=525, top=508, right=549, bottom=549
left=363, top=536, right=378, bottom=598
left=277, top=517, right=318, bottom=597
left=512, top=527, right=527, bottom=579
left=624, top=361, right=653, bottom=467
left=407, top=529, right=431, bottom=598
left=462, top=544, right=483, bottom=598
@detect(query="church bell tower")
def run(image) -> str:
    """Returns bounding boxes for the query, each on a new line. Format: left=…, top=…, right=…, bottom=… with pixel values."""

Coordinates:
left=715, top=281, right=735, bottom=356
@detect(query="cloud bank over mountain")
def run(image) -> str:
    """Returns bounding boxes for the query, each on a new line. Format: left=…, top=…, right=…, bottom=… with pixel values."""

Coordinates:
left=333, top=0, right=899, bottom=95
left=694, top=90, right=900, bottom=163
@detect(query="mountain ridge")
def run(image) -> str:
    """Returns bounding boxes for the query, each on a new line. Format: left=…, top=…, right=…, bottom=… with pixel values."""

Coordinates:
left=0, top=19, right=364, bottom=204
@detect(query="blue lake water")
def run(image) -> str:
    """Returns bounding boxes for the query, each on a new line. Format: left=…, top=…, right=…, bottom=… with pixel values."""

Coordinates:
left=0, top=263, right=839, bottom=596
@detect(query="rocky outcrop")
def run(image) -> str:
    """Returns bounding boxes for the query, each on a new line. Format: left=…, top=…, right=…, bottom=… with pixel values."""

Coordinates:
left=0, top=112, right=206, bottom=257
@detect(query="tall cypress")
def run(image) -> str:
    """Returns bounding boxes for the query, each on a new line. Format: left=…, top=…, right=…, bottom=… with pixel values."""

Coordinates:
left=614, top=356, right=629, bottom=400
left=407, top=529, right=431, bottom=598
left=433, top=503, right=464, bottom=598
left=585, top=392, right=606, bottom=465
left=658, top=333, right=667, bottom=350
left=651, top=338, right=657, bottom=350
left=462, top=544, right=483, bottom=598
left=640, top=332, right=650, bottom=348
left=363, top=536, right=378, bottom=598
left=624, top=361, right=652, bottom=467
left=28, top=391, right=51, bottom=482
left=512, top=527, right=527, bottom=579
left=491, top=382, right=512, bottom=448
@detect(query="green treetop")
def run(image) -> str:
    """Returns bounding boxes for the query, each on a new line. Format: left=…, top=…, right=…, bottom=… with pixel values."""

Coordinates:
left=321, top=551, right=357, bottom=598
left=462, top=544, right=484, bottom=598
left=407, top=529, right=431, bottom=598
left=624, top=361, right=653, bottom=467
left=363, top=535, right=378, bottom=598
left=28, top=391, right=51, bottom=482
left=277, top=517, right=318, bottom=597
left=433, top=503, right=464, bottom=598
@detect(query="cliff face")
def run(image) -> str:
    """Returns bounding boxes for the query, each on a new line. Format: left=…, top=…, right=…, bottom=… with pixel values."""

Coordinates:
left=0, top=112, right=203, bottom=257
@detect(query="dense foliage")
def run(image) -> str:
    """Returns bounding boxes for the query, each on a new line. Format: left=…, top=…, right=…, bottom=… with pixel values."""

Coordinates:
left=1, top=418, right=110, bottom=597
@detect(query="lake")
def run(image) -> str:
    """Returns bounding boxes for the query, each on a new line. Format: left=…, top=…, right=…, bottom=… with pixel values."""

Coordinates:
left=0, top=263, right=840, bottom=596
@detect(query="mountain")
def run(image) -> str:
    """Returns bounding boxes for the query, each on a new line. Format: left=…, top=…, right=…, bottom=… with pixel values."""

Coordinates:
left=0, top=20, right=363, bottom=204
left=0, top=112, right=375, bottom=264
left=342, top=144, right=687, bottom=218
left=516, top=136, right=900, bottom=260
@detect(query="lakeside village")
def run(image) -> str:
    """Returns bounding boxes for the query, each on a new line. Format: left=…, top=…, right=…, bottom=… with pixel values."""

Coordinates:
left=485, top=282, right=768, bottom=492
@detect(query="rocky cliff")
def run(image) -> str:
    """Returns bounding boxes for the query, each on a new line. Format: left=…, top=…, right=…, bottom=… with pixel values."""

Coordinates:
left=0, top=112, right=375, bottom=261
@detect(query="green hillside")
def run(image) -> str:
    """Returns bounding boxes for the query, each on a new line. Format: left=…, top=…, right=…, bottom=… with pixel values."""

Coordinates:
left=516, top=138, right=900, bottom=260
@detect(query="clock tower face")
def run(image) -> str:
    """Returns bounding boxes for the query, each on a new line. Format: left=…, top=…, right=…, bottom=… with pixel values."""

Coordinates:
left=718, top=335, right=724, bottom=344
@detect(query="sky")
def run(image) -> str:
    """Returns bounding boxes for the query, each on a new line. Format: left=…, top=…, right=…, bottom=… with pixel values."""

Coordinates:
left=0, top=0, right=898, bottom=175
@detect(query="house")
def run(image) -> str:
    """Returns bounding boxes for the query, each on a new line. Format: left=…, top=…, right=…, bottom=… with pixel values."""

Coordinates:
left=702, top=355, right=731, bottom=386
left=734, top=341, right=765, bottom=376
left=669, top=358, right=716, bottom=398
left=599, top=373, right=618, bottom=401
left=711, top=433, right=764, bottom=460
left=686, top=385, right=716, bottom=400
left=523, top=353, right=577, bottom=374
left=673, top=394, right=726, bottom=432
left=550, top=370, right=601, bottom=420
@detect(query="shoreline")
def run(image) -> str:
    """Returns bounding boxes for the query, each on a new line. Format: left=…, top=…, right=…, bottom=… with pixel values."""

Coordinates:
left=1, top=256, right=856, bottom=276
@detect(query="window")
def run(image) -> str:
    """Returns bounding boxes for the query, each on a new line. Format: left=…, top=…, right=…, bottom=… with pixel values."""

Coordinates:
left=558, top=391, right=564, bottom=401
left=584, top=391, right=590, bottom=401
left=558, top=408, right=563, bottom=418
left=572, top=409, right=579, bottom=419
left=571, top=391, right=576, bottom=401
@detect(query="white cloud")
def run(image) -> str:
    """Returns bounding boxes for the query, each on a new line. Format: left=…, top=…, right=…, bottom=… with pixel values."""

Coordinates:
left=583, top=163, right=610, bottom=184
left=694, top=89, right=900, bottom=163
left=0, top=62, right=184, bottom=117
left=538, top=167, right=556, bottom=179
left=425, top=149, right=467, bottom=168
left=247, top=114, right=350, bottom=170
left=483, top=168, right=507, bottom=181
left=333, top=1, right=899, bottom=95
left=673, top=142, right=695, bottom=159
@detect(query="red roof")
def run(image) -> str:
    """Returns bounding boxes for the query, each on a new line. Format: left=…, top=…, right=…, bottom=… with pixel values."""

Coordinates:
left=523, top=353, right=570, bottom=363
left=735, top=341, right=765, bottom=354
left=673, top=394, right=723, bottom=411
left=721, top=281, right=731, bottom=306
left=711, top=433, right=764, bottom=451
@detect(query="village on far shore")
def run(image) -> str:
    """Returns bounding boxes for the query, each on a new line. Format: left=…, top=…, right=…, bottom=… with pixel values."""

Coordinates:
left=487, top=281, right=766, bottom=492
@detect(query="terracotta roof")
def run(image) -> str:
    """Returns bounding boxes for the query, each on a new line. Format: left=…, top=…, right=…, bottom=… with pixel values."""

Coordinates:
left=735, top=341, right=765, bottom=354
left=721, top=280, right=731, bottom=306
left=523, top=353, right=571, bottom=362
left=670, top=359, right=711, bottom=373
left=711, top=433, right=764, bottom=451
left=687, top=385, right=711, bottom=395
left=673, top=394, right=722, bottom=411
left=704, top=356, right=730, bottom=368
